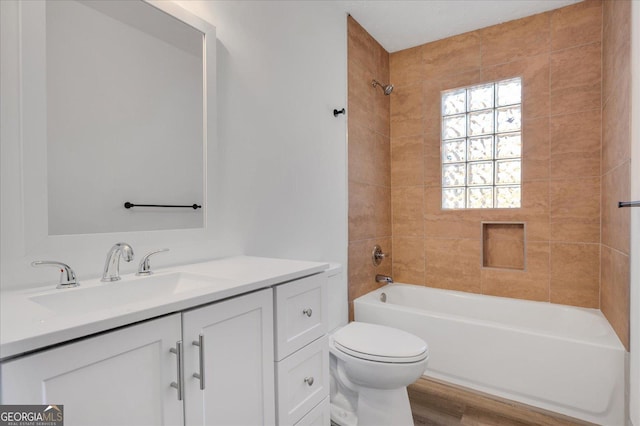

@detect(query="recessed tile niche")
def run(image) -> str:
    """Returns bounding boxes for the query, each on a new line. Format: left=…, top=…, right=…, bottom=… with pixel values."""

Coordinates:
left=482, top=223, right=525, bottom=270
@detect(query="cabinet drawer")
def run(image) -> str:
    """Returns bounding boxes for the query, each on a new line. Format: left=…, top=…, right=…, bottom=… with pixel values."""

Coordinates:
left=274, top=272, right=327, bottom=360
left=276, top=336, right=329, bottom=426
left=294, top=397, right=329, bottom=426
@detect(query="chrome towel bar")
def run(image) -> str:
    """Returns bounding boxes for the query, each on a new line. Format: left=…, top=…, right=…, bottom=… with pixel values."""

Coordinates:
left=618, top=201, right=640, bottom=208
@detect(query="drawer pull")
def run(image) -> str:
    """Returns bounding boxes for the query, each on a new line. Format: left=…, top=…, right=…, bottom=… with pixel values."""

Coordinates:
left=304, top=376, right=314, bottom=386
left=169, top=340, right=183, bottom=401
left=302, top=308, right=313, bottom=317
left=192, top=334, right=205, bottom=390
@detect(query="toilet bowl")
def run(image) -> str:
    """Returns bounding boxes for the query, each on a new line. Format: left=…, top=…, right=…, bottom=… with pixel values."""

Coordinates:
left=329, top=322, right=429, bottom=426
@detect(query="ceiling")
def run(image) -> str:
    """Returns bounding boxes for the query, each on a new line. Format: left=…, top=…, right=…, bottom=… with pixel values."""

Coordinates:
left=343, top=0, right=581, bottom=53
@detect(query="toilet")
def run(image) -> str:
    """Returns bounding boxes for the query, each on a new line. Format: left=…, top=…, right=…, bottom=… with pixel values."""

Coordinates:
left=326, top=265, right=429, bottom=426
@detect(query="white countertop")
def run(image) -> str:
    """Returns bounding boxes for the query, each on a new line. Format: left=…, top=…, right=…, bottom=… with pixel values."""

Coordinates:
left=0, top=256, right=328, bottom=360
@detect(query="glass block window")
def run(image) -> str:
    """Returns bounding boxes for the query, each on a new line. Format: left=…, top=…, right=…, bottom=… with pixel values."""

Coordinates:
left=441, top=77, right=522, bottom=209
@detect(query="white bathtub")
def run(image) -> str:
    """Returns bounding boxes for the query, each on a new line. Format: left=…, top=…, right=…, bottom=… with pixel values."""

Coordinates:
left=354, top=284, right=625, bottom=425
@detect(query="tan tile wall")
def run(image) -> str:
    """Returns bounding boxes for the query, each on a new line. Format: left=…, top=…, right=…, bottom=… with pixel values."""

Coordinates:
left=601, top=0, right=631, bottom=349
left=389, top=2, right=604, bottom=307
left=347, top=16, right=391, bottom=320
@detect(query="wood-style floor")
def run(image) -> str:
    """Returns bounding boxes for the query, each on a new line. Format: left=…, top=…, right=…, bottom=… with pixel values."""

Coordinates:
left=408, top=377, right=596, bottom=426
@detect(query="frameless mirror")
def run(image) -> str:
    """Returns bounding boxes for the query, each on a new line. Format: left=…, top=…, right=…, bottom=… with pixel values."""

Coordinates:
left=46, top=0, right=205, bottom=235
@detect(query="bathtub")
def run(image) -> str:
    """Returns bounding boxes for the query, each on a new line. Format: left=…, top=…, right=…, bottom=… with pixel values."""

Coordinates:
left=354, top=284, right=625, bottom=425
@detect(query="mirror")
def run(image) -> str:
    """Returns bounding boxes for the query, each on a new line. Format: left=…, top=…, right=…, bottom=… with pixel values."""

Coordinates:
left=45, top=0, right=205, bottom=235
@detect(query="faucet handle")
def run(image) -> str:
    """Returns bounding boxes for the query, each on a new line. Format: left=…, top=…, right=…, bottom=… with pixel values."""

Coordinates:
left=372, top=245, right=388, bottom=266
left=31, top=261, right=79, bottom=289
left=136, top=249, right=169, bottom=276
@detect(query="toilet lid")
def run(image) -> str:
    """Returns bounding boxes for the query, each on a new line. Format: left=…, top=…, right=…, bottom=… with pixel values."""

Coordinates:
left=333, top=322, right=428, bottom=363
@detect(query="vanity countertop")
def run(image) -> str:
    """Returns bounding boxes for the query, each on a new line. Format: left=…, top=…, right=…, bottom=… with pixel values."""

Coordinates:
left=0, top=256, right=328, bottom=361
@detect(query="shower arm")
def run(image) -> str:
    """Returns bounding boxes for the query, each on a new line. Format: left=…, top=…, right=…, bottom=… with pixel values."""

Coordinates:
left=371, top=79, right=393, bottom=95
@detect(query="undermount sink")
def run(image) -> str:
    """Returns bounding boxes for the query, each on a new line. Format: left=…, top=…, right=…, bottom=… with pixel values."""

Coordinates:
left=30, top=272, right=224, bottom=315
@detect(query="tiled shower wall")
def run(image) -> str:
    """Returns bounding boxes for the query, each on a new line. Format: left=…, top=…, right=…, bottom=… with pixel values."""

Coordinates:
left=347, top=16, right=391, bottom=320
left=389, top=1, right=604, bottom=308
left=601, top=0, right=631, bottom=349
left=347, top=0, right=631, bottom=349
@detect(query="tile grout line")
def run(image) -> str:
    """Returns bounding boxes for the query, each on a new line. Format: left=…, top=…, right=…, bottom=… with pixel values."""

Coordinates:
left=547, top=19, right=553, bottom=304
left=479, top=30, right=485, bottom=295
left=599, top=2, right=604, bottom=310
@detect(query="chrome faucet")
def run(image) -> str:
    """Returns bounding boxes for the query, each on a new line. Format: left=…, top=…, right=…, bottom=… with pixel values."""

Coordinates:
left=32, top=260, right=79, bottom=289
left=375, top=274, right=393, bottom=284
left=101, top=243, right=134, bottom=282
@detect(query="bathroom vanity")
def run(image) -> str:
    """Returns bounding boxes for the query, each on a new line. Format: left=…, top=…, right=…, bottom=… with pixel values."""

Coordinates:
left=0, top=256, right=331, bottom=426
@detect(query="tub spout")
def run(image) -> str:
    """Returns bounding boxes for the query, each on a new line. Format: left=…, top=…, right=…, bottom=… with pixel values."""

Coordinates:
left=376, top=274, right=393, bottom=284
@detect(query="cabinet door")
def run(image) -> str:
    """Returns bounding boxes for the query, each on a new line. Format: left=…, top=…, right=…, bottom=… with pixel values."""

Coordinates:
left=0, top=314, right=183, bottom=426
left=182, top=288, right=275, bottom=426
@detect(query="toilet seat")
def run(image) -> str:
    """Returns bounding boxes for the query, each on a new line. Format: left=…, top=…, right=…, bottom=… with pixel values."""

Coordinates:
left=332, top=322, right=428, bottom=364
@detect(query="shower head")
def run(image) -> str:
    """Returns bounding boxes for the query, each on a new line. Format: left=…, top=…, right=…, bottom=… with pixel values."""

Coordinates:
left=372, top=79, right=393, bottom=95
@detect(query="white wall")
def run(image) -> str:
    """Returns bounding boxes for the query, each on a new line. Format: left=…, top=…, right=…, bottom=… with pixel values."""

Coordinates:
left=176, top=0, right=348, bottom=264
left=0, top=0, right=348, bottom=292
left=629, top=2, right=640, bottom=424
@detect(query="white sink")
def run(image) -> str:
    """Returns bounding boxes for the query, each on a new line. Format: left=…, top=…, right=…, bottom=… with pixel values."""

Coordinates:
left=30, top=272, right=221, bottom=314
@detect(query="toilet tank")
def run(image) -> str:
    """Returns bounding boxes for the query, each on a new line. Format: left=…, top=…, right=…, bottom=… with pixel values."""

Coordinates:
left=326, top=263, right=346, bottom=332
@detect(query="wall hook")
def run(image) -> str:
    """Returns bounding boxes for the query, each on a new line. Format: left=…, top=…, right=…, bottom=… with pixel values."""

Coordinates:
left=333, top=108, right=345, bottom=117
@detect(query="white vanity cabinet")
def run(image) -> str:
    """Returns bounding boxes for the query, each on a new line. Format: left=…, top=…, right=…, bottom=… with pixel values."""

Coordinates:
left=0, top=288, right=275, bottom=426
left=0, top=314, right=184, bottom=426
left=274, top=273, right=330, bottom=426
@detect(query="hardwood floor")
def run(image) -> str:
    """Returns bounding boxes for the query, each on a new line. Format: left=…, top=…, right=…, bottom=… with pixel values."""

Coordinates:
left=408, top=377, right=596, bottom=426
